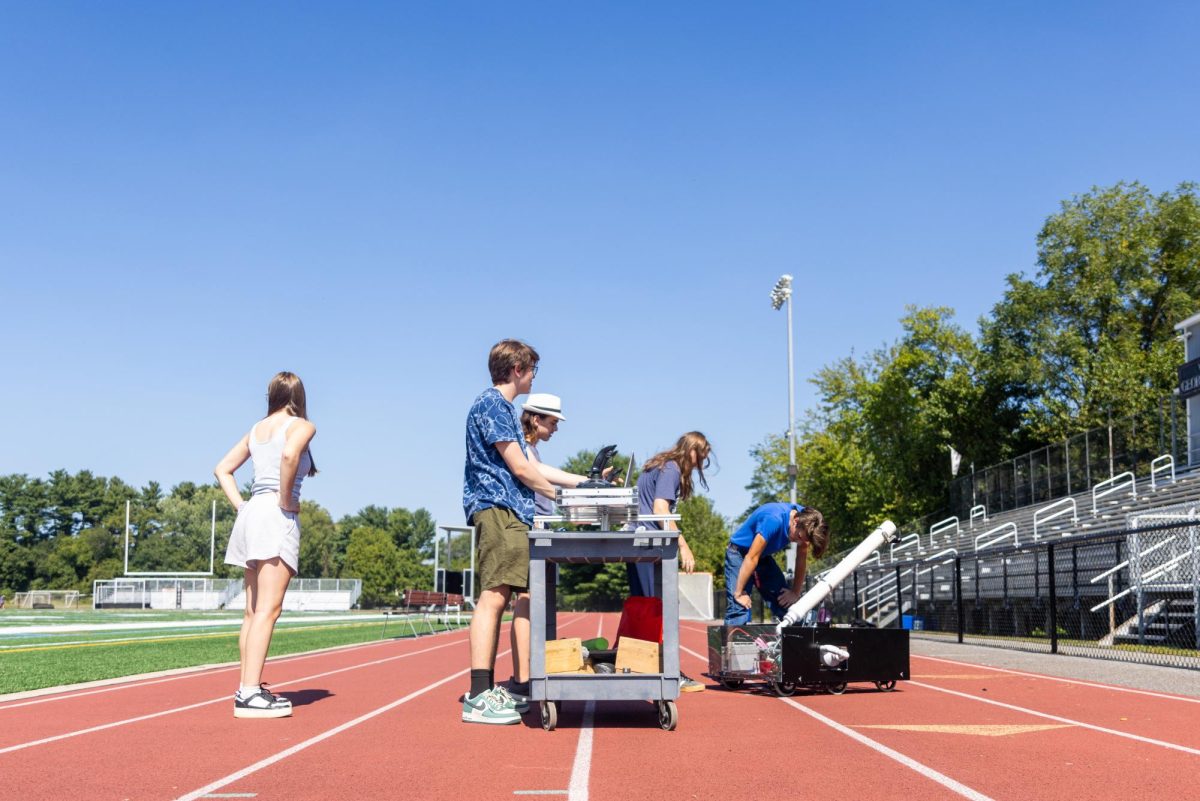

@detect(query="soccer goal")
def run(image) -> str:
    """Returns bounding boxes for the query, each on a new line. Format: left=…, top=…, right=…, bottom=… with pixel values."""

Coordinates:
left=14, top=590, right=81, bottom=609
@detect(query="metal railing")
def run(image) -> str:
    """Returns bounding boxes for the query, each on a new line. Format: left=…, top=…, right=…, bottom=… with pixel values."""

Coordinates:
left=1033, top=497, right=1078, bottom=540
left=1092, top=471, right=1136, bottom=515
left=975, top=522, right=1018, bottom=552
left=929, top=516, right=960, bottom=550
left=890, top=533, right=923, bottom=561
left=1150, top=454, right=1176, bottom=490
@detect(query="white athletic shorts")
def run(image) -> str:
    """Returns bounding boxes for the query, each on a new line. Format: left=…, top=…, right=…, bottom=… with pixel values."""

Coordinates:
left=224, top=493, right=300, bottom=573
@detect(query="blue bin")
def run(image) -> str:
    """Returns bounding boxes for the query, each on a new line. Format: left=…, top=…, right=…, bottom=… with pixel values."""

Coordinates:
left=901, top=615, right=925, bottom=630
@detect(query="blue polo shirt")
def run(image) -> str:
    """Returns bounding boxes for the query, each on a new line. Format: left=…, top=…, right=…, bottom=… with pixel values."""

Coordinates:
left=730, top=502, right=806, bottom=556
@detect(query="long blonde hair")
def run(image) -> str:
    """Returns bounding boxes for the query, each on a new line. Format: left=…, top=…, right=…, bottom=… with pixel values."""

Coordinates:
left=643, top=431, right=712, bottom=501
left=266, top=371, right=318, bottom=477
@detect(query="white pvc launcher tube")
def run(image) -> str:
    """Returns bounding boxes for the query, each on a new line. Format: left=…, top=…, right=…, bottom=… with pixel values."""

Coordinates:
left=776, top=520, right=898, bottom=632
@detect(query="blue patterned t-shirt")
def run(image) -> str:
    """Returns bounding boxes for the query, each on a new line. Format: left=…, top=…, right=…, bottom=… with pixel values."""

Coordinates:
left=463, top=387, right=535, bottom=525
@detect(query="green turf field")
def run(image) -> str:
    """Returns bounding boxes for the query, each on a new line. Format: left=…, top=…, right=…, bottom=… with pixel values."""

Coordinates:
left=0, top=609, right=468, bottom=695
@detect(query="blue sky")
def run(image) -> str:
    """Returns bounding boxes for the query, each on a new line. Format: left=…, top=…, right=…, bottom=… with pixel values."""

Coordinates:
left=2, top=2, right=1198, bottom=531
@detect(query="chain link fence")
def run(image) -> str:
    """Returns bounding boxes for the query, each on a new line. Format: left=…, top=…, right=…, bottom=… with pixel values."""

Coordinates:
left=946, top=397, right=1187, bottom=520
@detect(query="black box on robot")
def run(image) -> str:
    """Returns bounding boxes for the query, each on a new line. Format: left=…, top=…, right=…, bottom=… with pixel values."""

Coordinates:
left=705, top=623, right=909, bottom=696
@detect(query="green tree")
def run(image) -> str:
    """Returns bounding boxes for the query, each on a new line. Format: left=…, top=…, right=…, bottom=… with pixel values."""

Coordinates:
left=981, top=181, right=1200, bottom=441
left=0, top=539, right=34, bottom=595
left=298, top=501, right=342, bottom=577
left=746, top=307, right=985, bottom=542
left=337, top=505, right=437, bottom=557
left=344, top=526, right=401, bottom=607
left=677, top=495, right=729, bottom=588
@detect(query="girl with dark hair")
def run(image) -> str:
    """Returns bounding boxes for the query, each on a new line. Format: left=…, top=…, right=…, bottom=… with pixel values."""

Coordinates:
left=215, top=371, right=317, bottom=718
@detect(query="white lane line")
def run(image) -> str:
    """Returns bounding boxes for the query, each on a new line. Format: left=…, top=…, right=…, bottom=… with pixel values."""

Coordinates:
left=171, top=613, right=586, bottom=801
left=514, top=792, right=567, bottom=796
left=173, top=666, right=475, bottom=801
left=0, top=613, right=393, bottom=636
left=562, top=616, right=604, bottom=801
left=173, top=614, right=586, bottom=801
left=201, top=794, right=258, bottom=798
left=909, top=681, right=1200, bottom=757
left=0, top=633, right=473, bottom=755
left=779, top=697, right=998, bottom=801
left=567, top=703, right=595, bottom=801
left=912, top=654, right=1200, bottom=704
left=676, top=643, right=997, bottom=800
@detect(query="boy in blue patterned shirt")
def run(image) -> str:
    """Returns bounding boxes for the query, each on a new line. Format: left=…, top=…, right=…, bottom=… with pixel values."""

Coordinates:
left=462, top=339, right=555, bottom=725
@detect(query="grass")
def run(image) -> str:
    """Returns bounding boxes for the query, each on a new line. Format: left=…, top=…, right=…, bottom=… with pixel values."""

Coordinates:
left=0, top=610, right=467, bottom=695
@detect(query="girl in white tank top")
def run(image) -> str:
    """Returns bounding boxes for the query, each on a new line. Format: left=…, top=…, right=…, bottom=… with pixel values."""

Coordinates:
left=215, top=372, right=318, bottom=719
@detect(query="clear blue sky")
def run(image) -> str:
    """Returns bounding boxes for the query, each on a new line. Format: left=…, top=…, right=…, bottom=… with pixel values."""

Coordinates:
left=2, top=2, right=1198, bottom=530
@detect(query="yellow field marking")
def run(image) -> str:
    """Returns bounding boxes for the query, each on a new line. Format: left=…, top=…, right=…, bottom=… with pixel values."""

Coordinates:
left=915, top=673, right=1011, bottom=680
left=855, top=724, right=1071, bottom=737
left=1, top=621, right=384, bottom=655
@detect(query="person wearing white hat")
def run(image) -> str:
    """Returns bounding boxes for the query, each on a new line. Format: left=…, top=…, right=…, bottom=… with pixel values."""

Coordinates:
left=504, top=392, right=615, bottom=703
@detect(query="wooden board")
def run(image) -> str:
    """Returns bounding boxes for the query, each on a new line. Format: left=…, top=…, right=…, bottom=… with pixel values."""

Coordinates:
left=615, top=636, right=660, bottom=674
left=545, top=637, right=584, bottom=674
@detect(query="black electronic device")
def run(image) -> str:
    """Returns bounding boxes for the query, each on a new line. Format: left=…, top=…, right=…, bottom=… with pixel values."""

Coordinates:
left=577, top=445, right=619, bottom=489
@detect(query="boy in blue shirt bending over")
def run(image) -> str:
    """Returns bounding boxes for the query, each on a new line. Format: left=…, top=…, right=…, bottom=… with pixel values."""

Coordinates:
left=725, top=502, right=829, bottom=626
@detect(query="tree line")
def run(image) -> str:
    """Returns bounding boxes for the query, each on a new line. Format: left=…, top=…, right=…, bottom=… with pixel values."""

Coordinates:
left=0, top=470, right=440, bottom=606
left=0, top=451, right=736, bottom=607
left=745, top=181, right=1200, bottom=549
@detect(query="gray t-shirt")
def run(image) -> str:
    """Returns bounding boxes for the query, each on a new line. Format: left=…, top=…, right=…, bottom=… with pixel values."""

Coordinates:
left=636, top=460, right=681, bottom=530
left=528, top=443, right=556, bottom=518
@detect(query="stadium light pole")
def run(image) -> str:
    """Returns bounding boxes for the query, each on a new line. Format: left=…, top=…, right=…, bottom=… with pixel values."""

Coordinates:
left=770, top=274, right=797, bottom=506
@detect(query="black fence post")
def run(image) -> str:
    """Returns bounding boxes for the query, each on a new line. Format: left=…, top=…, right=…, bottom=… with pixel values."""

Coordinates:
left=1048, top=543, right=1058, bottom=655
left=955, top=557, right=964, bottom=643
left=894, top=565, right=903, bottom=629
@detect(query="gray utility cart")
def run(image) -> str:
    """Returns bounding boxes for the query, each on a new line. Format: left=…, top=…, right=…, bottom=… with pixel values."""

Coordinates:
left=528, top=486, right=681, bottom=731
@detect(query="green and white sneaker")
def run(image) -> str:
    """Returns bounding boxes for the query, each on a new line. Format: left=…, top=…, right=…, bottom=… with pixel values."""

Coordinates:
left=495, top=684, right=530, bottom=714
left=461, top=688, right=521, bottom=725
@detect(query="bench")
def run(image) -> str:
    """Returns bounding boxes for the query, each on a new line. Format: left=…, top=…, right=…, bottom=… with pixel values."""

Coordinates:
left=402, top=589, right=448, bottom=612
left=384, top=590, right=470, bottom=638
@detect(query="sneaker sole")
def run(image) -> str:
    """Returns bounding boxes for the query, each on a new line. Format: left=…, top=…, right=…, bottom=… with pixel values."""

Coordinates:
left=234, top=707, right=293, bottom=719
left=461, top=712, right=521, bottom=725
left=680, top=684, right=706, bottom=693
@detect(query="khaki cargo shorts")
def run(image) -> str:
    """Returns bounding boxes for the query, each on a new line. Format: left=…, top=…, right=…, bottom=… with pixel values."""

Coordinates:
left=471, top=506, right=530, bottom=592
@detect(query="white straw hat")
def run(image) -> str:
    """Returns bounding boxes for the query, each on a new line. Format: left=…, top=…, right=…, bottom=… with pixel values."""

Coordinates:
left=522, top=393, right=566, bottom=421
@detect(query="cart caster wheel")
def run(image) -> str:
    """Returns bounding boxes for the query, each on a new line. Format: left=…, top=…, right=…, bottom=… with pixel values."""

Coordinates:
left=875, top=680, right=896, bottom=692
left=719, top=678, right=745, bottom=691
left=657, top=700, right=678, bottom=731
left=540, top=701, right=558, bottom=731
left=826, top=682, right=848, bottom=695
left=771, top=680, right=797, bottom=697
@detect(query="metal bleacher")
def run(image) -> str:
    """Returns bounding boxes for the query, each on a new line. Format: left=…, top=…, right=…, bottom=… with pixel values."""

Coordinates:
left=841, top=454, right=1200, bottom=659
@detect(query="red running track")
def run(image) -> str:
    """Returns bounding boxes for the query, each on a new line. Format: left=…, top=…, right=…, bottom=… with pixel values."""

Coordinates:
left=2, top=614, right=1198, bottom=801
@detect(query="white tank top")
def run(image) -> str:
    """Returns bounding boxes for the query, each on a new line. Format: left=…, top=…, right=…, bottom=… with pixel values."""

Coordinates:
left=248, top=416, right=311, bottom=504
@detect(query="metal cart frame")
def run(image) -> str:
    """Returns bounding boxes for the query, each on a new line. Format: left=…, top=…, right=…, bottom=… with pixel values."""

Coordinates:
left=528, top=525, right=681, bottom=731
